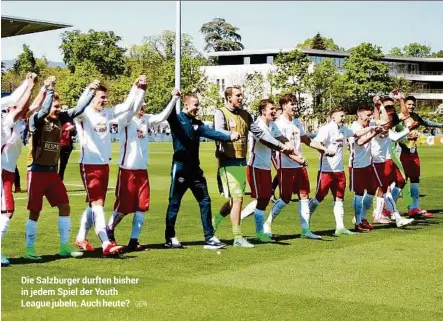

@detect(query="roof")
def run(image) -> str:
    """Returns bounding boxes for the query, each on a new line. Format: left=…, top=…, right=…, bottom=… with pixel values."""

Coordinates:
left=208, top=48, right=443, bottom=63
left=1, top=15, right=72, bottom=38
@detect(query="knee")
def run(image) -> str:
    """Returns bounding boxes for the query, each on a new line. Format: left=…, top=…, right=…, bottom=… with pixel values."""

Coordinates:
left=199, top=197, right=211, bottom=208
left=232, top=197, right=243, bottom=207
left=58, top=203, right=70, bottom=216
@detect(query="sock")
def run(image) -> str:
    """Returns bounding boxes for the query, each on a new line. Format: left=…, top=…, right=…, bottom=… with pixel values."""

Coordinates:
left=374, top=197, right=385, bottom=220
left=91, top=205, right=110, bottom=248
left=253, top=209, right=265, bottom=234
left=76, top=206, right=93, bottom=242
left=214, top=214, right=225, bottom=226
left=410, top=183, right=419, bottom=209
left=130, top=211, right=145, bottom=240
left=108, top=211, right=125, bottom=230
left=333, top=200, right=345, bottom=230
left=0, top=215, right=11, bottom=241
left=267, top=199, right=287, bottom=225
left=385, top=192, right=399, bottom=218
left=25, top=219, right=37, bottom=248
left=361, top=194, right=374, bottom=221
left=309, top=197, right=320, bottom=215
left=353, top=195, right=363, bottom=225
left=240, top=200, right=257, bottom=220
left=299, top=199, right=310, bottom=231
left=232, top=225, right=242, bottom=239
left=391, top=187, right=401, bottom=202
left=58, top=216, right=70, bottom=245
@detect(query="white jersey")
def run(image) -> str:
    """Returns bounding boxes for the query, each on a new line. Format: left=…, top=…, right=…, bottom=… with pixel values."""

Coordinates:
left=1, top=114, right=24, bottom=172
left=247, top=118, right=282, bottom=170
left=348, top=121, right=372, bottom=169
left=314, top=121, right=355, bottom=172
left=274, top=116, right=305, bottom=169
left=118, top=115, right=150, bottom=170
left=371, top=128, right=410, bottom=163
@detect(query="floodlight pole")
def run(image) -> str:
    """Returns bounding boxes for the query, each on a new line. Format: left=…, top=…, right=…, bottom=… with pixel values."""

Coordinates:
left=175, top=1, right=182, bottom=114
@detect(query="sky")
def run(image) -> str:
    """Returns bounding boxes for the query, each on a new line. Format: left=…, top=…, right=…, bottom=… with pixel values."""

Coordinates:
left=2, top=1, right=443, bottom=62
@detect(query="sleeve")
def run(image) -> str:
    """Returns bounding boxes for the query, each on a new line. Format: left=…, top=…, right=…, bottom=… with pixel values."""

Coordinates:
left=198, top=123, right=231, bottom=141
left=388, top=128, right=410, bottom=143
left=420, top=118, right=443, bottom=128
left=149, top=95, right=179, bottom=126
left=250, top=122, right=281, bottom=148
left=345, top=124, right=358, bottom=138
left=213, top=109, right=232, bottom=135
left=2, top=113, right=14, bottom=130
left=296, top=120, right=306, bottom=136
left=1, top=79, right=29, bottom=110
left=313, top=126, right=328, bottom=144
left=109, top=85, right=139, bottom=121
left=270, top=122, right=282, bottom=138
left=118, top=88, right=147, bottom=126
left=29, top=89, right=54, bottom=132
left=59, top=87, right=95, bottom=124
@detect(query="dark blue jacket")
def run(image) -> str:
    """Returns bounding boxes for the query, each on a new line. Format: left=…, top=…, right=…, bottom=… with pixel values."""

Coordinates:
left=167, top=111, right=231, bottom=168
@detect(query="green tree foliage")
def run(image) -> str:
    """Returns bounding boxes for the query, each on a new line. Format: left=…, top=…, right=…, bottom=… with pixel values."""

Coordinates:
left=60, top=29, right=127, bottom=77
left=342, top=43, right=392, bottom=111
left=243, top=72, right=265, bottom=113
left=388, top=42, right=432, bottom=58
left=297, top=33, right=344, bottom=51
left=12, top=44, right=38, bottom=75
left=199, top=83, right=224, bottom=119
left=430, top=50, right=443, bottom=58
left=200, top=18, right=244, bottom=52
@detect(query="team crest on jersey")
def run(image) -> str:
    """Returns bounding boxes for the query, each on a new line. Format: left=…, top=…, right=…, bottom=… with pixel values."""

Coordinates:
left=193, top=124, right=199, bottom=130
left=44, top=122, right=59, bottom=132
left=137, top=129, right=146, bottom=139
left=178, top=177, right=185, bottom=183
left=229, top=118, right=236, bottom=128
left=94, top=121, right=108, bottom=133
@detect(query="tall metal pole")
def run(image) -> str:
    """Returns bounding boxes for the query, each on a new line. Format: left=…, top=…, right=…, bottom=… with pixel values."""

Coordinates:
left=175, top=1, right=181, bottom=114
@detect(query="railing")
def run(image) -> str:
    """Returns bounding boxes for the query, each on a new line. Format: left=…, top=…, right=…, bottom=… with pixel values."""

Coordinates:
left=390, top=70, right=443, bottom=76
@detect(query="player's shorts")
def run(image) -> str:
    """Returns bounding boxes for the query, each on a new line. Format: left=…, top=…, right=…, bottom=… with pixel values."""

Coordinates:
left=27, top=171, right=69, bottom=212
left=392, top=160, right=406, bottom=188
left=246, top=166, right=272, bottom=199
left=219, top=165, right=247, bottom=199
left=1, top=169, right=15, bottom=213
left=80, top=164, right=109, bottom=203
left=349, top=165, right=381, bottom=195
left=400, top=153, right=420, bottom=181
left=278, top=167, right=310, bottom=200
left=315, top=171, right=346, bottom=202
left=114, top=168, right=150, bottom=214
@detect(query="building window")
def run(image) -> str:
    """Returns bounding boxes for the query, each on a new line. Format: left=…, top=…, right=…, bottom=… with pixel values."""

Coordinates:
left=244, top=56, right=251, bottom=65
left=266, top=55, right=273, bottom=64
left=221, top=79, right=225, bottom=91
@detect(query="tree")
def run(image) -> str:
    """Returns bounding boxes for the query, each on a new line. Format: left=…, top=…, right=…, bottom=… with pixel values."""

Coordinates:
left=142, top=30, right=199, bottom=60
left=297, top=33, right=344, bottom=51
left=388, top=47, right=403, bottom=56
left=200, top=18, right=244, bottom=52
left=342, top=43, right=392, bottom=111
left=199, top=83, right=224, bottom=119
left=60, top=29, right=127, bottom=77
left=388, top=42, right=432, bottom=58
left=430, top=50, right=443, bottom=58
left=12, top=44, right=38, bottom=75
left=243, top=72, right=266, bottom=113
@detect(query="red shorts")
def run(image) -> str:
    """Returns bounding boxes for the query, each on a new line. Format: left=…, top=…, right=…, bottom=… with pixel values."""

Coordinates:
left=27, top=171, right=69, bottom=212
left=1, top=170, right=15, bottom=212
left=114, top=168, right=150, bottom=214
left=349, top=165, right=381, bottom=195
left=247, top=166, right=272, bottom=199
left=392, top=161, right=406, bottom=188
left=278, top=167, right=310, bottom=200
left=400, top=153, right=420, bottom=181
left=315, top=171, right=346, bottom=202
left=80, top=164, right=109, bottom=203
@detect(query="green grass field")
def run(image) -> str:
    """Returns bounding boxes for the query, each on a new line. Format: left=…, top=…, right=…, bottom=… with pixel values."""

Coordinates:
left=2, top=143, right=443, bottom=321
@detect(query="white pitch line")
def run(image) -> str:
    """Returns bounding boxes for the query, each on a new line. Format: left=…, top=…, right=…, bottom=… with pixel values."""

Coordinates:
left=14, top=190, right=114, bottom=200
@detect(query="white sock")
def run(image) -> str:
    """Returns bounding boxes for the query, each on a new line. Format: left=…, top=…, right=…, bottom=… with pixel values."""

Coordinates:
left=299, top=199, right=310, bottom=231
left=240, top=200, right=257, bottom=220
left=333, top=200, right=345, bottom=230
left=361, top=194, right=374, bottom=221
left=25, top=219, right=37, bottom=248
left=58, top=216, right=70, bottom=245
left=385, top=192, right=399, bottom=215
left=309, top=197, right=320, bottom=215
left=353, top=195, right=363, bottom=225
left=374, top=197, right=385, bottom=220
left=391, top=187, right=401, bottom=202
left=131, top=211, right=145, bottom=240
left=91, top=205, right=110, bottom=248
left=76, top=206, right=93, bottom=242
left=108, top=211, right=125, bottom=230
left=0, top=214, right=11, bottom=241
left=410, top=183, right=419, bottom=209
left=253, top=209, right=265, bottom=234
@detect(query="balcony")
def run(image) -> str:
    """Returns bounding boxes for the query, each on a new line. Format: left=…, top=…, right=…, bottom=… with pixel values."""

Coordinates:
left=390, top=70, right=443, bottom=82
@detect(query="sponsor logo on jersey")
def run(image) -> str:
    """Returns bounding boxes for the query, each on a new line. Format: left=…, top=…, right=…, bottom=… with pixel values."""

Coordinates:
left=94, top=121, right=108, bottom=133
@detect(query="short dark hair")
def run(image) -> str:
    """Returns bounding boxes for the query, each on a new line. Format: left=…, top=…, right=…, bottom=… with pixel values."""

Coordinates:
left=329, top=107, right=344, bottom=117
left=278, top=94, right=297, bottom=107
left=384, top=105, right=400, bottom=126
left=258, top=99, right=274, bottom=115
left=381, top=97, right=394, bottom=104
left=182, top=92, right=198, bottom=104
left=97, top=85, right=108, bottom=92
left=357, top=106, right=372, bottom=113
left=224, top=86, right=242, bottom=101
left=404, top=95, right=416, bottom=103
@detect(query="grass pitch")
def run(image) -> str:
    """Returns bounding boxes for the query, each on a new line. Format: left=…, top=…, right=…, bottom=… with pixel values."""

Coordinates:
left=1, top=143, right=443, bottom=321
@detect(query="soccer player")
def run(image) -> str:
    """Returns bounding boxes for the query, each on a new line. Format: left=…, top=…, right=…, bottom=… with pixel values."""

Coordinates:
left=397, top=95, right=443, bottom=217
left=212, top=86, right=295, bottom=248
left=74, top=76, right=146, bottom=255
left=58, top=105, right=77, bottom=181
left=25, top=77, right=97, bottom=260
left=1, top=73, right=37, bottom=266
left=263, top=94, right=333, bottom=239
left=308, top=107, right=376, bottom=236
left=164, top=93, right=240, bottom=249
left=106, top=88, right=181, bottom=251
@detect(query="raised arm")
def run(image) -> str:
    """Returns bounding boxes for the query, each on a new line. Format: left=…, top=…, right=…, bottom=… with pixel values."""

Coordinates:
left=388, top=128, right=410, bottom=143
left=420, top=118, right=443, bottom=128
left=392, top=90, right=409, bottom=120
left=1, top=76, right=29, bottom=110
left=59, top=81, right=98, bottom=124
left=146, top=89, right=181, bottom=126
left=9, top=73, right=37, bottom=122
left=112, top=76, right=146, bottom=120
left=29, top=88, right=54, bottom=131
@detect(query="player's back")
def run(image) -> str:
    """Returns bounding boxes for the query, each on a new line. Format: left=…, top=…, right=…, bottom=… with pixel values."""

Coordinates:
left=247, top=118, right=280, bottom=170
left=118, top=115, right=150, bottom=170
